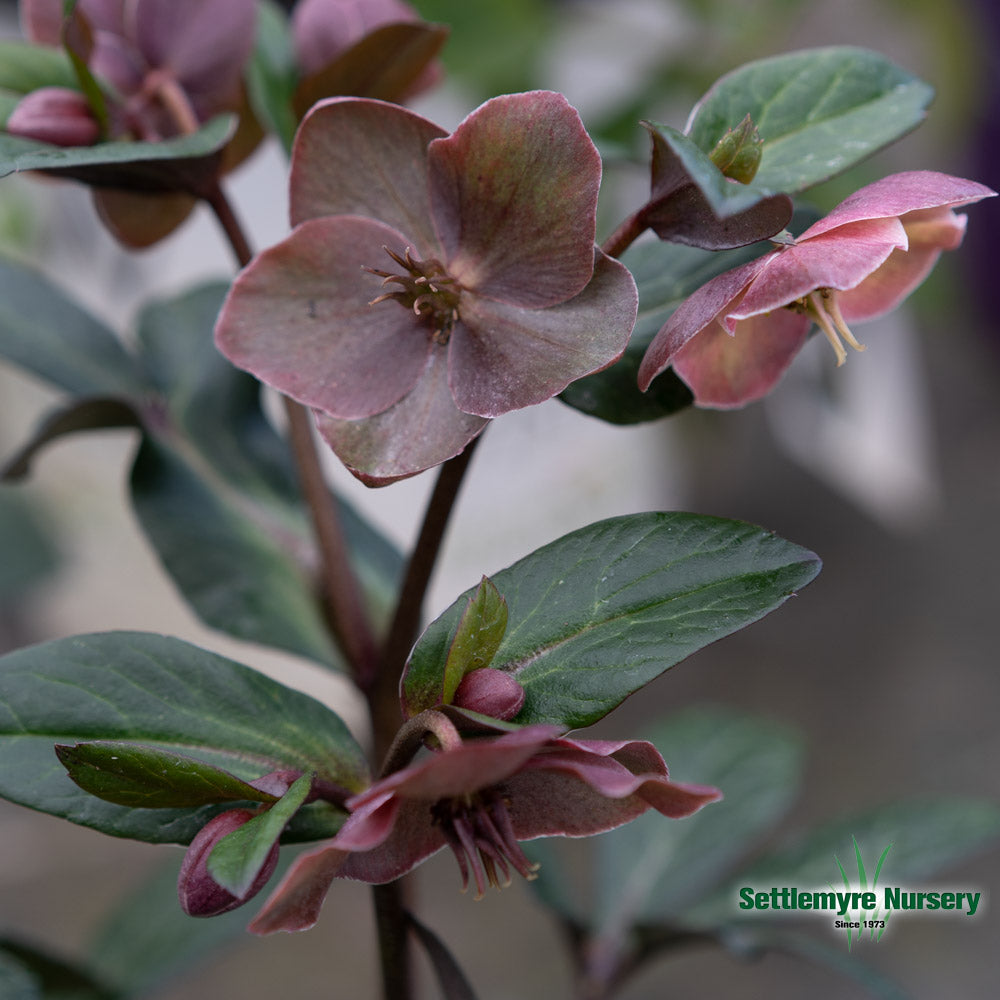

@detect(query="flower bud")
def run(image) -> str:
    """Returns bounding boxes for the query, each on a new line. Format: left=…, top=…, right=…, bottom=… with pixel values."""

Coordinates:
left=452, top=668, right=525, bottom=721
left=178, top=809, right=279, bottom=918
left=709, top=114, right=763, bottom=184
left=6, top=87, right=101, bottom=147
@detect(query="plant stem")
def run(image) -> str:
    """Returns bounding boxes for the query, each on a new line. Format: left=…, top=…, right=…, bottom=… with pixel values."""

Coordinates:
left=205, top=181, right=379, bottom=679
left=600, top=209, right=648, bottom=260
left=367, top=436, right=481, bottom=762
left=374, top=881, right=413, bottom=1000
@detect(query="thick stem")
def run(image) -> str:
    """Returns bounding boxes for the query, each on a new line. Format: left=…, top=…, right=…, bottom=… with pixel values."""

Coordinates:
left=283, top=398, right=380, bottom=679
left=374, top=881, right=413, bottom=1000
left=600, top=209, right=649, bottom=260
left=367, top=437, right=481, bottom=763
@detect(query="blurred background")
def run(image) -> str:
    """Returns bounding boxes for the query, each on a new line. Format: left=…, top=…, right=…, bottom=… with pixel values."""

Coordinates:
left=1, top=0, right=998, bottom=997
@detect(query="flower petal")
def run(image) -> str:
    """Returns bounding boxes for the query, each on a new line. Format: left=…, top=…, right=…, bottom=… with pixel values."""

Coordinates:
left=428, top=91, right=600, bottom=307
left=732, top=218, right=907, bottom=319
left=249, top=843, right=352, bottom=934
left=797, top=170, right=995, bottom=241
left=314, top=347, right=488, bottom=485
left=449, top=251, right=637, bottom=418
left=289, top=97, right=445, bottom=254
left=131, top=0, right=256, bottom=102
left=215, top=216, right=433, bottom=419
left=672, top=308, right=810, bottom=408
left=637, top=254, right=768, bottom=392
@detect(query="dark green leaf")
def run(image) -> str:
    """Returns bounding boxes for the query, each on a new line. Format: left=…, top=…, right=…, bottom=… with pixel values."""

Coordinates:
left=2, top=398, right=141, bottom=481
left=208, top=772, right=312, bottom=897
left=594, top=707, right=804, bottom=928
left=0, top=255, right=148, bottom=396
left=0, top=114, right=235, bottom=194
left=404, top=513, right=821, bottom=729
left=55, top=741, right=280, bottom=808
left=0, top=489, right=60, bottom=598
left=686, top=47, right=934, bottom=193
left=0, top=939, right=117, bottom=1000
left=0, top=41, right=78, bottom=94
left=245, top=0, right=299, bottom=152
left=688, top=798, right=1000, bottom=927
left=408, top=914, right=480, bottom=1000
left=0, top=631, right=367, bottom=843
left=129, top=437, right=341, bottom=667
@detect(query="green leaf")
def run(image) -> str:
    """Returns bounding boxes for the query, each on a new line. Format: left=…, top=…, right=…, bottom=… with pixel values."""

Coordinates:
left=594, top=707, right=804, bottom=927
left=0, top=939, right=117, bottom=1000
left=2, top=398, right=141, bottom=481
left=0, top=631, right=367, bottom=843
left=0, top=255, right=148, bottom=397
left=54, top=741, right=281, bottom=809
left=0, top=489, right=60, bottom=598
left=439, top=576, right=508, bottom=707
left=245, top=0, right=299, bottom=152
left=0, top=114, right=235, bottom=194
left=130, top=434, right=341, bottom=668
left=686, top=47, right=935, bottom=193
left=408, top=914, right=480, bottom=1000
left=404, top=513, right=821, bottom=729
left=687, top=797, right=1000, bottom=928
left=207, top=772, right=312, bottom=897
left=0, top=41, right=79, bottom=94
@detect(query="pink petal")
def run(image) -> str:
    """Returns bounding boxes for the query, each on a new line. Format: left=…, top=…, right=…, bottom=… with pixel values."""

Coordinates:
left=290, top=97, right=445, bottom=255
left=732, top=217, right=907, bottom=318
left=215, top=216, right=433, bottom=419
left=427, top=91, right=600, bottom=308
left=131, top=0, right=256, bottom=101
left=449, top=251, right=636, bottom=417
left=20, top=0, right=65, bottom=43
left=672, top=308, right=810, bottom=408
left=797, top=170, right=995, bottom=242
left=314, top=345, right=488, bottom=485
left=249, top=843, right=352, bottom=934
left=292, top=0, right=421, bottom=75
left=637, top=254, right=769, bottom=392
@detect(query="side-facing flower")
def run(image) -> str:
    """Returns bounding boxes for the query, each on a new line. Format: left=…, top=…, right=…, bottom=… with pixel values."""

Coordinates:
left=638, top=171, right=995, bottom=408
left=15, top=0, right=259, bottom=245
left=214, top=91, right=638, bottom=485
left=248, top=722, right=720, bottom=933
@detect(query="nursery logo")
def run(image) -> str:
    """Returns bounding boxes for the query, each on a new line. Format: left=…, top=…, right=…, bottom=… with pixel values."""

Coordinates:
left=737, top=837, right=985, bottom=949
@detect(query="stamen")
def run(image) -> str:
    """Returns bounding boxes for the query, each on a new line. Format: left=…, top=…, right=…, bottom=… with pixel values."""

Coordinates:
left=807, top=290, right=865, bottom=367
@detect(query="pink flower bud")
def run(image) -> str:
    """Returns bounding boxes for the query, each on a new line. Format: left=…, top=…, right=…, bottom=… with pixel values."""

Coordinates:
left=178, top=809, right=279, bottom=917
left=452, top=668, right=525, bottom=721
left=6, top=87, right=100, bottom=147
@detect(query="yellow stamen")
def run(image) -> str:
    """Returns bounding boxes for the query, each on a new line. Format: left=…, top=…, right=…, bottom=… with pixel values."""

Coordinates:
left=807, top=290, right=866, bottom=367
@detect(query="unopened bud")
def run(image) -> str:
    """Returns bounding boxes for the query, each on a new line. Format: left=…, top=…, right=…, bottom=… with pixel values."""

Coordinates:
left=6, top=87, right=100, bottom=147
left=452, top=668, right=525, bottom=721
left=178, top=809, right=279, bottom=918
left=709, top=114, right=762, bottom=184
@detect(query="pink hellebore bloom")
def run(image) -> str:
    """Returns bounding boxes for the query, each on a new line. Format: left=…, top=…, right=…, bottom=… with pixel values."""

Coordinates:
left=215, top=92, right=638, bottom=485
left=20, top=0, right=257, bottom=140
left=638, top=171, right=996, bottom=408
left=249, top=724, right=720, bottom=933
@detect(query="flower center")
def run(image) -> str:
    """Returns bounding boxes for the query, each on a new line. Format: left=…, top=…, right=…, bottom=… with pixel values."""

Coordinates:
left=365, top=246, right=461, bottom=346
left=431, top=788, right=539, bottom=900
left=790, top=288, right=866, bottom=366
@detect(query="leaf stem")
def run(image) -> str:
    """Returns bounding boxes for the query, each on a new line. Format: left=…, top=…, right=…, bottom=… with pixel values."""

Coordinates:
left=374, top=881, right=414, bottom=1000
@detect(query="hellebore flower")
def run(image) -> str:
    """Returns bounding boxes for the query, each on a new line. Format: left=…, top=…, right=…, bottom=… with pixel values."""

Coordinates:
left=214, top=91, right=638, bottom=485
left=638, top=171, right=996, bottom=408
left=248, top=723, right=720, bottom=933
left=15, top=0, right=259, bottom=245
